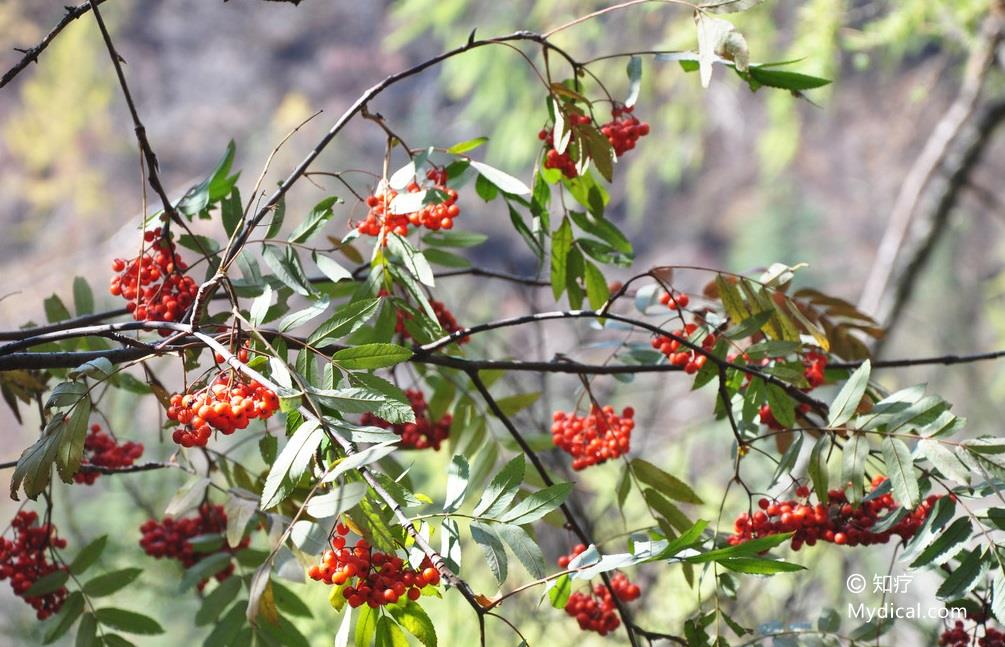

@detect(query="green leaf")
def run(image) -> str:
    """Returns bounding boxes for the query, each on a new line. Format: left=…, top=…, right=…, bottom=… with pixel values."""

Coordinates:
left=25, top=570, right=69, bottom=597
left=829, top=360, right=870, bottom=427
left=936, top=549, right=985, bottom=600
left=631, top=459, right=702, bottom=504
left=548, top=574, right=572, bottom=608
left=333, top=343, right=413, bottom=370
left=354, top=604, right=378, bottom=647
left=279, top=297, right=331, bottom=332
left=744, top=66, right=831, bottom=92
left=44, top=591, right=84, bottom=644
left=910, top=517, right=971, bottom=567
left=93, top=609, right=164, bottom=635
left=551, top=217, right=573, bottom=300
left=818, top=607, right=841, bottom=633
left=718, top=557, right=804, bottom=574
left=375, top=616, right=409, bottom=647
left=250, top=285, right=273, bottom=327
left=808, top=435, right=830, bottom=504
left=447, top=137, right=489, bottom=154
left=470, top=160, right=530, bottom=195
left=881, top=436, right=919, bottom=507
left=842, top=433, right=870, bottom=503
left=473, top=455, right=525, bottom=518
left=443, top=455, right=470, bottom=513
left=421, top=230, right=488, bottom=248
left=470, top=522, right=508, bottom=584
left=625, top=55, right=642, bottom=106
left=260, top=419, right=323, bottom=509
left=178, top=552, right=233, bottom=593
left=45, top=294, right=71, bottom=323
left=387, top=600, right=437, bottom=647
left=195, top=577, right=243, bottom=626
left=76, top=613, right=97, bottom=647
left=422, top=248, right=471, bottom=268
left=69, top=536, right=108, bottom=575
left=221, top=187, right=242, bottom=236
left=308, top=298, right=381, bottom=344
left=500, top=482, right=573, bottom=525
left=764, top=383, right=795, bottom=429
left=202, top=603, right=245, bottom=647
left=304, top=481, right=369, bottom=518
left=263, top=245, right=314, bottom=297
left=289, top=196, right=339, bottom=243
left=496, top=523, right=547, bottom=578
left=72, top=277, right=94, bottom=315
left=492, top=392, right=541, bottom=417
left=386, top=234, right=435, bottom=287
left=82, top=568, right=142, bottom=597
left=918, top=438, right=971, bottom=484
left=583, top=261, right=609, bottom=310
left=314, top=252, right=353, bottom=284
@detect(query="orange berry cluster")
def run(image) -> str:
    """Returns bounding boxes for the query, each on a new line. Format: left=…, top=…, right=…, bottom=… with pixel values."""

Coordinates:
left=0, top=511, right=69, bottom=620
left=551, top=405, right=635, bottom=470
left=941, top=621, right=1005, bottom=647
left=556, top=545, right=641, bottom=636
left=600, top=106, right=650, bottom=157
left=394, top=298, right=469, bottom=345
left=539, top=113, right=592, bottom=178
left=139, top=504, right=248, bottom=589
left=166, top=372, right=280, bottom=447
left=109, top=229, right=198, bottom=333
left=74, top=424, right=144, bottom=485
left=651, top=322, right=716, bottom=374
left=357, top=168, right=460, bottom=239
left=729, top=478, right=941, bottom=551
left=360, top=389, right=451, bottom=450
left=755, top=350, right=828, bottom=430
left=308, top=521, right=440, bottom=608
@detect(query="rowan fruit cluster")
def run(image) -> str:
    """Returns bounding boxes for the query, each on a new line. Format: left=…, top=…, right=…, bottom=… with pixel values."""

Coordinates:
left=0, top=511, right=69, bottom=619
left=308, top=521, right=440, bottom=608
left=74, top=424, right=144, bottom=485
left=940, top=621, right=1005, bottom=647
left=729, top=478, right=940, bottom=550
left=166, top=371, right=280, bottom=447
left=756, top=349, right=828, bottom=430
left=601, top=105, right=650, bottom=156
left=393, top=297, right=469, bottom=344
left=539, top=107, right=650, bottom=179
left=557, top=545, right=642, bottom=636
left=357, top=168, right=460, bottom=239
left=109, top=228, right=198, bottom=332
left=551, top=405, right=635, bottom=470
left=651, top=322, right=715, bottom=374
left=658, top=289, right=689, bottom=310
left=139, top=504, right=247, bottom=588
left=360, top=389, right=451, bottom=450
left=540, top=113, right=592, bottom=178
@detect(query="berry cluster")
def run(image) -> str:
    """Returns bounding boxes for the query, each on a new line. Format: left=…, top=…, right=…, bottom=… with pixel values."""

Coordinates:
left=556, top=545, right=641, bottom=636
left=139, top=505, right=248, bottom=588
left=651, top=322, right=716, bottom=374
left=748, top=349, right=828, bottom=430
left=539, top=107, right=650, bottom=179
left=539, top=113, right=592, bottom=178
left=941, top=621, right=1005, bottom=647
left=551, top=405, right=635, bottom=470
left=729, top=478, right=941, bottom=551
left=109, top=228, right=198, bottom=333
left=357, top=169, right=460, bottom=240
left=0, top=511, right=69, bottom=619
left=308, top=521, right=440, bottom=608
left=166, top=371, right=280, bottom=447
left=394, top=298, right=469, bottom=345
left=360, top=389, right=451, bottom=450
left=74, top=424, right=144, bottom=485
left=658, top=289, right=689, bottom=311
left=600, top=106, right=650, bottom=157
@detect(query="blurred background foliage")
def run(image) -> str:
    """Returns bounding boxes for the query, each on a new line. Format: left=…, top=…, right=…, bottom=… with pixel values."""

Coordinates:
left=2, top=1, right=1005, bottom=645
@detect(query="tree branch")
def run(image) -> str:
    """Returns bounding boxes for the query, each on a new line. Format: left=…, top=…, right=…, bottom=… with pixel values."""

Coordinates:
left=1, top=1, right=108, bottom=89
